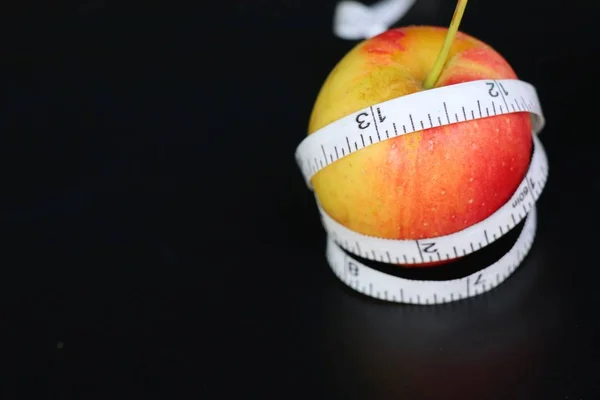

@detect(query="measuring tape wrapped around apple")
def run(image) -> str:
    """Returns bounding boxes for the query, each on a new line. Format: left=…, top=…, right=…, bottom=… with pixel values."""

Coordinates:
left=294, top=21, right=547, bottom=305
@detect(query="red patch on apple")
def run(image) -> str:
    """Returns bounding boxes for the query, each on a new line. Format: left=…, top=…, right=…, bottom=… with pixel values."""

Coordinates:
left=439, top=71, right=490, bottom=86
left=459, top=48, right=517, bottom=77
left=363, top=29, right=406, bottom=54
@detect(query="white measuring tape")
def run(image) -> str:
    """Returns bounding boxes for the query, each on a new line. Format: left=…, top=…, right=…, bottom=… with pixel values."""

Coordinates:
left=333, top=0, right=416, bottom=40
left=295, top=79, right=548, bottom=304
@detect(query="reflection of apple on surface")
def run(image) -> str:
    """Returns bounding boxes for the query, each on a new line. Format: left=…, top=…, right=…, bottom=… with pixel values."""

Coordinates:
left=308, top=0, right=531, bottom=266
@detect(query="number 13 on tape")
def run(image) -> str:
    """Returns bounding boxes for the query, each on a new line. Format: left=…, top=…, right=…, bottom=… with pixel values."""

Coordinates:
left=295, top=79, right=548, bottom=305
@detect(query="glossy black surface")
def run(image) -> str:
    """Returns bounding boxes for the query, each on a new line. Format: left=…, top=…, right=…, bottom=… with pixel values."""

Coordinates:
left=1, top=0, right=599, bottom=397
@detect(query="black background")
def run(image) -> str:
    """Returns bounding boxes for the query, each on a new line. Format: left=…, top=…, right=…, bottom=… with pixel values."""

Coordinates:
left=1, top=0, right=598, bottom=398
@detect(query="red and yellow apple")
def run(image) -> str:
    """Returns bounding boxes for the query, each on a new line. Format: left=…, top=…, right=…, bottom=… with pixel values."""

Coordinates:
left=307, top=26, right=532, bottom=266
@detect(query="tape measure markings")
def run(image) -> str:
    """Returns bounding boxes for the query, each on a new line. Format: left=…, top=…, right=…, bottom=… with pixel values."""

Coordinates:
left=325, top=206, right=537, bottom=305
left=296, top=79, right=545, bottom=186
left=295, top=78, right=548, bottom=304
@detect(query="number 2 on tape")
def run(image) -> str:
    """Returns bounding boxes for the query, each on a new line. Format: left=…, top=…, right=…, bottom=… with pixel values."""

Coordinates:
left=295, top=79, right=548, bottom=305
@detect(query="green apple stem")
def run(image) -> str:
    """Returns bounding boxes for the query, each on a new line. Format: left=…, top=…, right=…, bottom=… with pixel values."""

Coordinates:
left=423, top=0, right=469, bottom=89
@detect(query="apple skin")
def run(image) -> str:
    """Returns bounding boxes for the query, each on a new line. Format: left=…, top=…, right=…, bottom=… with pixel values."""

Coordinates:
left=308, top=26, right=532, bottom=266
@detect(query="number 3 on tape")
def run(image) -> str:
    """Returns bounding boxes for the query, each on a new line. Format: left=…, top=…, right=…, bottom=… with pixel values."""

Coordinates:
left=295, top=79, right=548, bottom=305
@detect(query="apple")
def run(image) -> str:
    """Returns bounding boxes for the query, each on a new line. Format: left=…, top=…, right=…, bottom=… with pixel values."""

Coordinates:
left=307, top=2, right=532, bottom=267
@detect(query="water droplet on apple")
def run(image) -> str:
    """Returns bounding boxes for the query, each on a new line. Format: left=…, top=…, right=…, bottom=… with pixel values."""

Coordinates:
left=468, top=198, right=473, bottom=204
